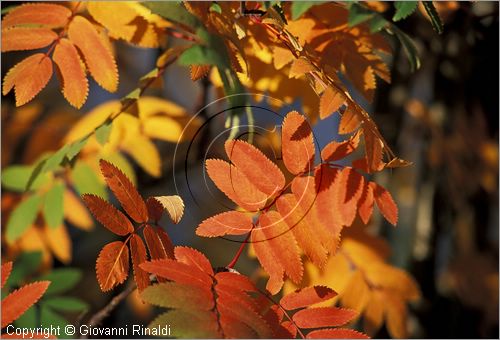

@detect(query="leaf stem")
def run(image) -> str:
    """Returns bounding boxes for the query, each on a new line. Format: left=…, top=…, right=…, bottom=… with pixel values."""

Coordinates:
left=227, top=231, right=251, bottom=269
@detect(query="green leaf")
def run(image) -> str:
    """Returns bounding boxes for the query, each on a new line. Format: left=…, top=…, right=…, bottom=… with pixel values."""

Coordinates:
left=66, top=136, right=89, bottom=161
left=7, top=252, right=43, bottom=288
left=149, top=310, right=219, bottom=338
left=71, top=161, right=107, bottom=199
left=178, top=45, right=225, bottom=68
left=14, top=305, right=37, bottom=328
left=370, top=14, right=389, bottom=33
left=43, top=182, right=65, bottom=229
left=39, top=268, right=82, bottom=295
left=40, top=306, right=71, bottom=338
left=389, top=25, right=421, bottom=71
left=209, top=2, right=222, bottom=14
left=42, top=145, right=70, bottom=174
left=6, top=194, right=42, bottom=243
left=95, top=120, right=112, bottom=146
left=393, top=1, right=418, bottom=21
left=348, top=3, right=374, bottom=27
left=2, top=165, right=49, bottom=192
left=143, top=1, right=201, bottom=29
left=291, top=1, right=322, bottom=20
left=422, top=1, right=443, bottom=34
left=43, top=297, right=89, bottom=312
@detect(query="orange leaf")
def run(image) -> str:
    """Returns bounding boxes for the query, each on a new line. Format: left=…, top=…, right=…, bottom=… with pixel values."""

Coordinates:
left=52, top=38, right=88, bottom=109
left=215, top=272, right=257, bottom=292
left=129, top=234, right=150, bottom=292
left=281, top=111, right=315, bottom=175
left=253, top=211, right=303, bottom=293
left=1, top=27, right=58, bottom=52
left=289, top=57, right=315, bottom=79
left=339, top=106, right=362, bottom=134
left=306, top=328, right=369, bottom=339
left=82, top=194, right=134, bottom=236
left=1, top=281, right=50, bottom=328
left=1, top=262, right=13, bottom=289
left=314, top=165, right=344, bottom=234
left=190, top=65, right=211, bottom=81
left=2, top=53, right=52, bottom=106
left=143, top=224, right=174, bottom=261
left=337, top=167, right=365, bottom=226
left=321, top=130, right=361, bottom=162
left=370, top=182, right=398, bottom=226
left=146, top=197, right=163, bottom=223
left=174, top=246, right=214, bottom=277
left=140, top=259, right=212, bottom=288
left=280, top=286, right=337, bottom=310
left=251, top=227, right=284, bottom=294
left=68, top=15, right=118, bottom=92
left=2, top=3, right=71, bottom=29
left=291, top=175, right=339, bottom=252
left=293, top=307, right=358, bottom=328
left=275, top=194, right=328, bottom=267
left=363, top=128, right=384, bottom=172
left=96, top=241, right=130, bottom=292
left=357, top=182, right=374, bottom=224
left=206, top=159, right=267, bottom=212
left=225, top=139, right=285, bottom=197
left=319, top=87, right=345, bottom=119
left=99, top=159, right=148, bottom=223
left=197, top=211, right=253, bottom=237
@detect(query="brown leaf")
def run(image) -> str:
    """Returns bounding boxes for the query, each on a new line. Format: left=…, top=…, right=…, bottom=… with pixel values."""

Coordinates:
left=82, top=194, right=134, bottom=236
left=99, top=159, right=148, bottom=223
left=190, top=65, right=211, bottom=81
left=96, top=241, right=130, bottom=292
left=146, top=197, right=163, bottom=223
left=129, top=234, right=150, bottom=292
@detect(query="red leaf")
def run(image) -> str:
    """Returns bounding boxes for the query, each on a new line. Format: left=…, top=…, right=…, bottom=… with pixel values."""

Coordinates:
left=146, top=197, right=163, bottom=223
left=280, top=286, right=337, bottom=310
left=1, top=27, right=58, bottom=52
left=52, top=38, right=88, bottom=109
left=2, top=53, right=52, bottom=106
left=82, top=194, right=134, bottom=236
left=281, top=111, right=315, bottom=175
left=129, top=234, right=150, bottom=292
left=321, top=130, right=361, bottom=162
left=206, top=159, right=267, bottom=212
left=293, top=307, right=358, bottom=328
left=225, top=139, right=285, bottom=197
left=99, top=159, right=148, bottom=223
left=67, top=15, right=118, bottom=92
left=1, top=281, right=50, bottom=328
left=96, top=241, right=129, bottom=292
left=197, top=211, right=253, bottom=237
left=174, top=246, right=214, bottom=277
left=371, top=182, right=398, bottom=226
left=306, top=328, right=370, bottom=339
left=1, top=262, right=13, bottom=289
left=2, top=3, right=71, bottom=29
left=143, top=225, right=174, bottom=267
left=314, top=165, right=344, bottom=235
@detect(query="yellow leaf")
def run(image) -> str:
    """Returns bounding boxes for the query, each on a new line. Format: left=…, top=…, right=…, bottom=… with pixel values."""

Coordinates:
left=121, top=134, right=161, bottom=177
left=153, top=196, right=185, bottom=224
left=289, top=57, right=315, bottom=79
left=43, top=224, right=72, bottom=264
left=63, top=189, right=93, bottom=231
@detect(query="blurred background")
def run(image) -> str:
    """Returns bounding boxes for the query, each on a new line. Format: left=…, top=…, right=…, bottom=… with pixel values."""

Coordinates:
left=1, top=1, right=498, bottom=338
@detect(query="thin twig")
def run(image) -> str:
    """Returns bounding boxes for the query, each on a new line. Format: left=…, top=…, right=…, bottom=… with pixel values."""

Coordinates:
left=80, top=284, right=136, bottom=339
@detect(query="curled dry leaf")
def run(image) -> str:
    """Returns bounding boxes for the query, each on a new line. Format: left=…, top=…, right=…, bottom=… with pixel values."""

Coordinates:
left=153, top=195, right=185, bottom=224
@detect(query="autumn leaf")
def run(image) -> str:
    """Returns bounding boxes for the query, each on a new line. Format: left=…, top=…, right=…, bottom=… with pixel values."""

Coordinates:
left=82, top=194, right=134, bottom=236
left=1, top=278, right=50, bottom=328
left=2, top=53, right=52, bottom=106
left=1, top=262, right=13, bottom=289
left=153, top=196, right=184, bottom=224
left=1, top=27, right=58, bottom=52
left=67, top=15, right=118, bottom=92
left=281, top=111, right=315, bottom=175
left=1, top=3, right=71, bottom=29
left=130, top=234, right=150, bottom=292
left=190, top=65, right=211, bottom=81
left=370, top=182, right=398, bottom=226
left=99, top=159, right=148, bottom=224
left=319, top=87, right=346, bottom=119
left=96, top=241, right=130, bottom=292
left=52, top=38, right=89, bottom=109
left=146, top=197, right=164, bottom=223
left=197, top=211, right=254, bottom=237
